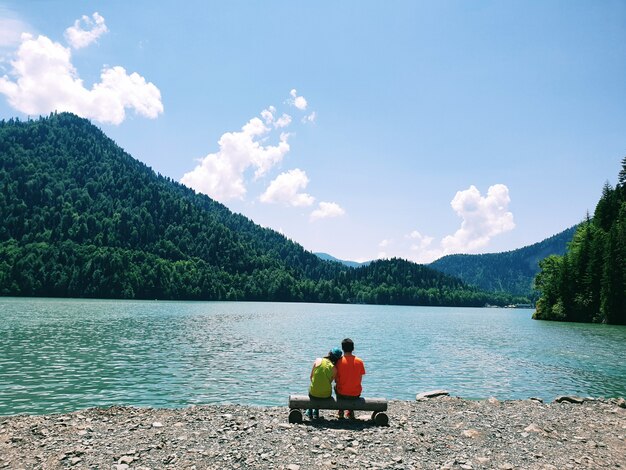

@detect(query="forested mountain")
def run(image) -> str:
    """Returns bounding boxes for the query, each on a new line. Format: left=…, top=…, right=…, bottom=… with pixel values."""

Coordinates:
left=533, top=160, right=626, bottom=324
left=429, top=226, right=577, bottom=298
left=315, top=252, right=369, bottom=268
left=0, top=113, right=526, bottom=306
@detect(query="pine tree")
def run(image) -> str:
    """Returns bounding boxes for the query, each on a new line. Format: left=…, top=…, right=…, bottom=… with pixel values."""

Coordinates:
left=534, top=160, right=626, bottom=324
left=618, top=156, right=626, bottom=186
left=600, top=225, right=624, bottom=323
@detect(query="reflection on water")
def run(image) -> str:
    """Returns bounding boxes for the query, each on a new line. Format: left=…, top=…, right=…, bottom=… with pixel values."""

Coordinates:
left=1, top=298, right=625, bottom=415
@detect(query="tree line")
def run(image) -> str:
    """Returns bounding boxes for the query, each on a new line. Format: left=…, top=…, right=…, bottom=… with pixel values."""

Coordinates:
left=533, top=159, right=626, bottom=324
left=429, top=226, right=577, bottom=298
left=0, top=113, right=527, bottom=307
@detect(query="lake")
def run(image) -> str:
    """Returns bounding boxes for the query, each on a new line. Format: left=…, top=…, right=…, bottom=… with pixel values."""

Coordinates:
left=1, top=298, right=625, bottom=416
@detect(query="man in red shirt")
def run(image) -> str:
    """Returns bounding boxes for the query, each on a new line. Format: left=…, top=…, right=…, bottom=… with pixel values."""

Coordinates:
left=335, top=338, right=366, bottom=419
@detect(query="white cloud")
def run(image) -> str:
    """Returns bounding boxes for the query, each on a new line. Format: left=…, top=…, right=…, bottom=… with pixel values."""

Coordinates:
left=0, top=14, right=31, bottom=48
left=379, top=239, right=391, bottom=248
left=441, top=184, right=515, bottom=253
left=379, top=184, right=515, bottom=264
left=181, top=115, right=290, bottom=201
left=261, top=106, right=276, bottom=125
left=302, top=111, right=316, bottom=124
left=290, top=88, right=307, bottom=110
left=64, top=12, right=108, bottom=49
left=407, top=230, right=434, bottom=250
left=182, top=90, right=334, bottom=211
left=0, top=28, right=162, bottom=124
left=274, top=113, right=292, bottom=128
left=260, top=169, right=315, bottom=207
left=92, top=66, right=163, bottom=122
left=310, top=201, right=345, bottom=221
left=375, top=239, right=392, bottom=260
left=260, top=105, right=291, bottom=129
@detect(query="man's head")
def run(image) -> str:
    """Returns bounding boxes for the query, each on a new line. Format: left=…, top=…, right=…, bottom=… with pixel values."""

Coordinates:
left=341, top=338, right=354, bottom=353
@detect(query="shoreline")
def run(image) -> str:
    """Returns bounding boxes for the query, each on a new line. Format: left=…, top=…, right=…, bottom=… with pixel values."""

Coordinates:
left=1, top=397, right=625, bottom=469
left=1, top=392, right=622, bottom=419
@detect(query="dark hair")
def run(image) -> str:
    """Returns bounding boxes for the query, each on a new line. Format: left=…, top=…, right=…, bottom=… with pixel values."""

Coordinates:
left=326, top=347, right=343, bottom=364
left=341, top=338, right=354, bottom=353
left=325, top=353, right=340, bottom=365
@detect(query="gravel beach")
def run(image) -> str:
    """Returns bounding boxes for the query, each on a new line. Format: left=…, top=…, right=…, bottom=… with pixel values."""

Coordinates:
left=1, top=396, right=625, bottom=469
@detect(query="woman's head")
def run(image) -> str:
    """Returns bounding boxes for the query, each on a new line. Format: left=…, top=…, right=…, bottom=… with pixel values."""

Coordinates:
left=326, top=347, right=343, bottom=364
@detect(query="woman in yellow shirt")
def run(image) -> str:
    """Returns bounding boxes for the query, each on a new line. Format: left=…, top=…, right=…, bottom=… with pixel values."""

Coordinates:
left=307, top=347, right=343, bottom=419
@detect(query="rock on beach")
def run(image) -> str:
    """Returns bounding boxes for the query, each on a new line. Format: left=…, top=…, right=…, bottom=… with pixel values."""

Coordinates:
left=0, top=398, right=625, bottom=469
left=416, top=390, right=450, bottom=400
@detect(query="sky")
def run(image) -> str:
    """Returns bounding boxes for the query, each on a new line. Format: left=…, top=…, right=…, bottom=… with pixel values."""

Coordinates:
left=1, top=1, right=625, bottom=263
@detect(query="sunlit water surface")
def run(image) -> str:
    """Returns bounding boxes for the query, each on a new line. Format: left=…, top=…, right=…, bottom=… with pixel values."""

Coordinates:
left=1, top=298, right=625, bottom=415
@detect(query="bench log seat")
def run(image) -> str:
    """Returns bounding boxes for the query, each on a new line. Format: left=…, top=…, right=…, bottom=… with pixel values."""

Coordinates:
left=288, top=394, right=389, bottom=425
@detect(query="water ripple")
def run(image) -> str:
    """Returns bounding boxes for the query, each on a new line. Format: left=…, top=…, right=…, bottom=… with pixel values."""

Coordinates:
left=1, top=298, right=625, bottom=415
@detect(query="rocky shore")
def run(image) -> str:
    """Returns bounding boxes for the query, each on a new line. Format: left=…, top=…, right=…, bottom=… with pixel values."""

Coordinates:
left=1, top=396, right=625, bottom=469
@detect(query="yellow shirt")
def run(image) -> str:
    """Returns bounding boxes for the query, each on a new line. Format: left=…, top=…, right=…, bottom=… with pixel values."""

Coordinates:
left=308, top=358, right=334, bottom=398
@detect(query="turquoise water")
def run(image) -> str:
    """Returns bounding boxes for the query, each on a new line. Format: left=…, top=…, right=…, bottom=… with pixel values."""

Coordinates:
left=1, top=298, right=625, bottom=415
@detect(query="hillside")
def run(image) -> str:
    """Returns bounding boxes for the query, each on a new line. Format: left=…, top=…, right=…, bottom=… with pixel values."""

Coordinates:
left=0, top=113, right=525, bottom=306
left=428, top=226, right=578, bottom=298
left=314, top=252, right=369, bottom=268
left=533, top=162, right=626, bottom=325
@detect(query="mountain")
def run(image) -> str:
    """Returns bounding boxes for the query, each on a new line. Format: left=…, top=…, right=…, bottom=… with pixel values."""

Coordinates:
left=533, top=162, right=626, bottom=325
left=428, top=226, right=578, bottom=298
left=315, top=252, right=370, bottom=268
left=0, top=113, right=526, bottom=307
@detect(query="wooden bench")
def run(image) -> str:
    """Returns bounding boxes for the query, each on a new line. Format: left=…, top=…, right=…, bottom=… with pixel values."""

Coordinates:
left=288, top=394, right=389, bottom=426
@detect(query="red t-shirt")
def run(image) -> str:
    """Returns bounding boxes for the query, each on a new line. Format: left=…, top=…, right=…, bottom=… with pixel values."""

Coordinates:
left=336, top=355, right=365, bottom=396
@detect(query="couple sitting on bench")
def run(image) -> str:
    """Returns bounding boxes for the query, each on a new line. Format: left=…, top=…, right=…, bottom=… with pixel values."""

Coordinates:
left=307, top=337, right=365, bottom=420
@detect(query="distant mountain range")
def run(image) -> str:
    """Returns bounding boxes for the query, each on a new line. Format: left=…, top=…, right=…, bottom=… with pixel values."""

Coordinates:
left=314, top=252, right=370, bottom=268
left=0, top=113, right=526, bottom=307
left=316, top=226, right=578, bottom=298
left=428, top=226, right=578, bottom=297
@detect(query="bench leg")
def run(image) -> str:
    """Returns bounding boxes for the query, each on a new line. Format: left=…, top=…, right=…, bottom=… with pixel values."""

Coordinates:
left=372, top=411, right=389, bottom=426
left=288, top=409, right=303, bottom=424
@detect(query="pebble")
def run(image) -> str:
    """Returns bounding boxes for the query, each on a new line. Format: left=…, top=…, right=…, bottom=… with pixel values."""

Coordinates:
left=0, top=398, right=623, bottom=469
left=462, top=429, right=481, bottom=438
left=524, top=423, right=544, bottom=433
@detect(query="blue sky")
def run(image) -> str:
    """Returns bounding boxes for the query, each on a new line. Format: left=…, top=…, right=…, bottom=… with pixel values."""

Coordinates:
left=1, top=1, right=625, bottom=263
